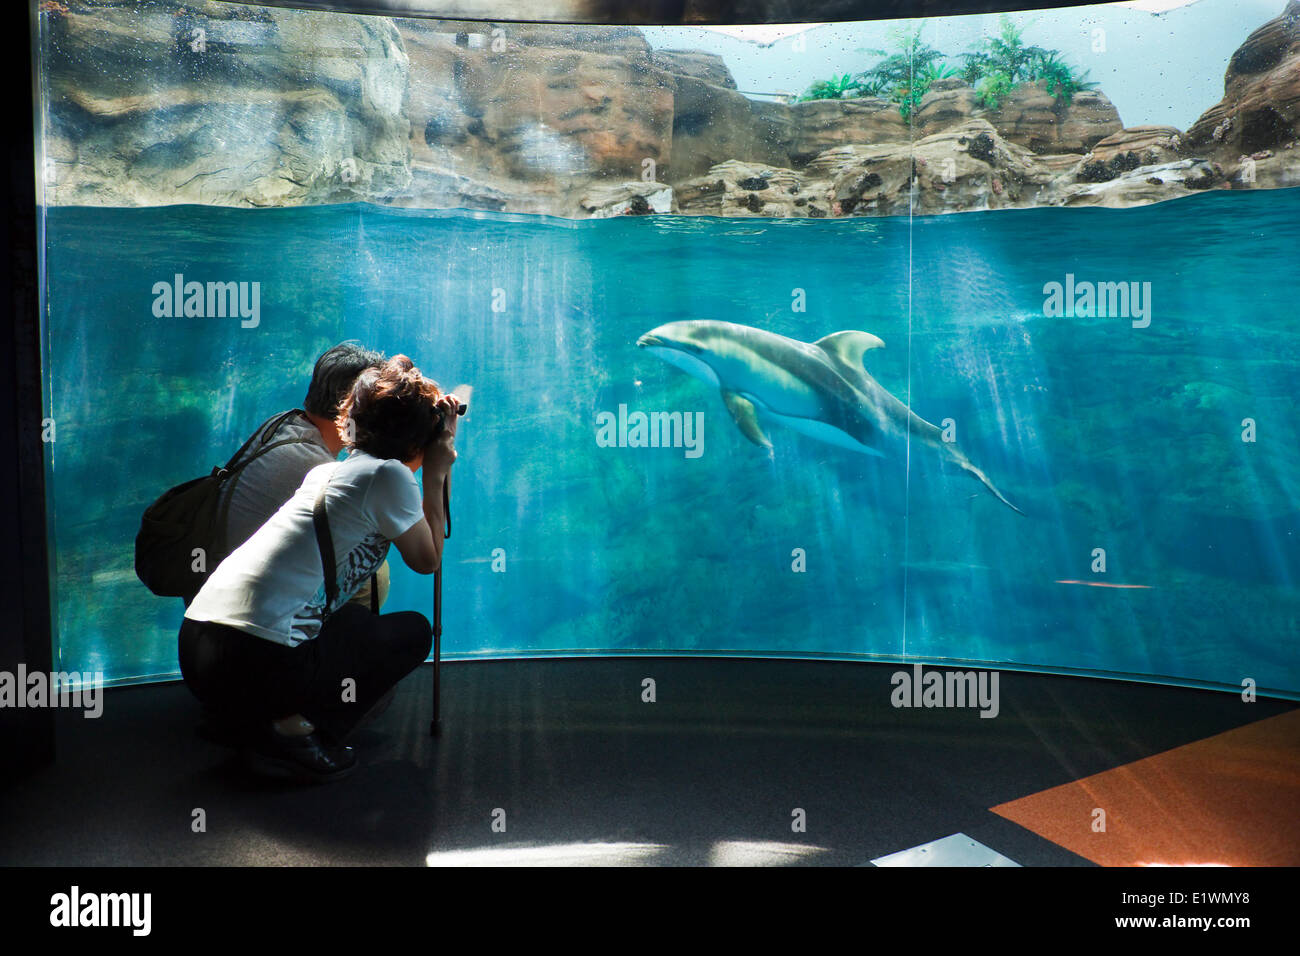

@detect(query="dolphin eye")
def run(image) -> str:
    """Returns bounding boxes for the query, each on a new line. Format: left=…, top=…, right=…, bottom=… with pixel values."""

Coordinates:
left=680, top=342, right=703, bottom=354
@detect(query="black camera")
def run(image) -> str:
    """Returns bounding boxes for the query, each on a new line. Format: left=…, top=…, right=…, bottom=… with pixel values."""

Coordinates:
left=430, top=387, right=470, bottom=436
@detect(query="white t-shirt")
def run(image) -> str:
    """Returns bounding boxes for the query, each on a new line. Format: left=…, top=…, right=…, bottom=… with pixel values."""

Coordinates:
left=185, top=449, right=425, bottom=646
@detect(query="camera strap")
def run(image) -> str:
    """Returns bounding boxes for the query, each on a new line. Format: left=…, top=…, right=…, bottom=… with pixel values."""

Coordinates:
left=443, top=474, right=451, bottom=538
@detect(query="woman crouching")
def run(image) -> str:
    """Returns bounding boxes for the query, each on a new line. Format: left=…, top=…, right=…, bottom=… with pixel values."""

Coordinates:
left=180, top=355, right=460, bottom=782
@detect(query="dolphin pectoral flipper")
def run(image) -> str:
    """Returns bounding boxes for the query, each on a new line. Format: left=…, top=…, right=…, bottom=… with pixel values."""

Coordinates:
left=721, top=389, right=772, bottom=450
left=813, top=331, right=886, bottom=372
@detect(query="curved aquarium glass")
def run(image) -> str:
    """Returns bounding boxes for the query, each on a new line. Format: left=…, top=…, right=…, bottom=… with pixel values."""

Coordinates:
left=34, top=0, right=1300, bottom=698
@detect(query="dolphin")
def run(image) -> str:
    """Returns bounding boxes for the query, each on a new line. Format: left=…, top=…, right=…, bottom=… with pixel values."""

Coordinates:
left=636, top=319, right=1024, bottom=515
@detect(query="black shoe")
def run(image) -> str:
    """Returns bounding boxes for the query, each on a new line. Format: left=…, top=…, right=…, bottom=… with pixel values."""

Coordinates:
left=242, top=726, right=357, bottom=784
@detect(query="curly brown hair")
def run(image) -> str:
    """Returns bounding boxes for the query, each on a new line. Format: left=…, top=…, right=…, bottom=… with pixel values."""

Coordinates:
left=335, top=354, right=443, bottom=462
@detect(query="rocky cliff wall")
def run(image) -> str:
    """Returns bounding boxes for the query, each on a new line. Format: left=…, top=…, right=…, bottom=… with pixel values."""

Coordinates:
left=1186, top=0, right=1300, bottom=190
left=38, top=0, right=1300, bottom=216
left=43, top=0, right=411, bottom=207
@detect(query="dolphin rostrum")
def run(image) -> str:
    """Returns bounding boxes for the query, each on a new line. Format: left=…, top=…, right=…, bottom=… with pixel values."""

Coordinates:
left=636, top=319, right=1024, bottom=515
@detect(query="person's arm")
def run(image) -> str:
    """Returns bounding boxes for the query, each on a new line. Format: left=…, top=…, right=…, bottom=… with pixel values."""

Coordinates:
left=420, top=460, right=450, bottom=571
left=391, top=394, right=460, bottom=575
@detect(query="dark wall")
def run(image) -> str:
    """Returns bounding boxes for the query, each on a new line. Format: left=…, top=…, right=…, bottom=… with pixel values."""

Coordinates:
left=2, top=3, right=55, bottom=777
left=244, top=0, right=1104, bottom=26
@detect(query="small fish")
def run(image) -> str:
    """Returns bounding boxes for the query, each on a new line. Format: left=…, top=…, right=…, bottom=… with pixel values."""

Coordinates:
left=1055, top=580, right=1152, bottom=590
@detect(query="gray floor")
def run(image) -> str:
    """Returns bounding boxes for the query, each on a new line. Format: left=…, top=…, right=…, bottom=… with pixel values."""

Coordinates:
left=2, top=658, right=1293, bottom=866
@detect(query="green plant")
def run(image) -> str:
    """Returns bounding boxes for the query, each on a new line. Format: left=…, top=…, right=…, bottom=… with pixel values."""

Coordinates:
left=859, top=23, right=946, bottom=88
left=917, top=61, right=960, bottom=86
left=975, top=70, right=1015, bottom=110
left=798, top=15, right=1097, bottom=117
left=797, top=73, right=864, bottom=102
left=960, top=16, right=1097, bottom=110
left=857, top=22, right=952, bottom=122
left=960, top=15, right=1050, bottom=87
left=1032, top=51, right=1098, bottom=106
left=856, top=76, right=891, bottom=98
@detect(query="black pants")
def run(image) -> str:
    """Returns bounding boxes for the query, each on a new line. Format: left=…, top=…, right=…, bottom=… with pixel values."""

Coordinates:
left=178, top=604, right=432, bottom=739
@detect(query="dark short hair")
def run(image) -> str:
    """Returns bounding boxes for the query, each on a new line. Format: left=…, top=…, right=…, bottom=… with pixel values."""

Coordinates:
left=303, top=342, right=385, bottom=418
left=336, top=354, right=443, bottom=462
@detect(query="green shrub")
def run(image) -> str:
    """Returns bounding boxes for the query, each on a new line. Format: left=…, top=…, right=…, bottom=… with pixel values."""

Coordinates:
left=856, top=22, right=952, bottom=121
left=960, top=15, right=1050, bottom=88
left=797, top=74, right=865, bottom=102
left=799, top=15, right=1095, bottom=118
left=976, top=70, right=1015, bottom=110
left=1033, top=51, right=1099, bottom=106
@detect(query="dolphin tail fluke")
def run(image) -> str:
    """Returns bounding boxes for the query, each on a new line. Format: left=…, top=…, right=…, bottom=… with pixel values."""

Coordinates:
left=960, top=461, right=1025, bottom=516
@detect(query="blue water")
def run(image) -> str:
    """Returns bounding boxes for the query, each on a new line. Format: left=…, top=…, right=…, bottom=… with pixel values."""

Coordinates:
left=41, top=187, right=1300, bottom=696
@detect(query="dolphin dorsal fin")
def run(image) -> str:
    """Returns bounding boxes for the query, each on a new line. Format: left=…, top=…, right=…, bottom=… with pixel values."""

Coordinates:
left=814, top=331, right=886, bottom=370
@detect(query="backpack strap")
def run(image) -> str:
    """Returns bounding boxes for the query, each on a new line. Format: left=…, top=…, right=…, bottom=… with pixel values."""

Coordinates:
left=213, top=410, right=319, bottom=558
left=220, top=409, right=301, bottom=473
left=312, top=466, right=339, bottom=617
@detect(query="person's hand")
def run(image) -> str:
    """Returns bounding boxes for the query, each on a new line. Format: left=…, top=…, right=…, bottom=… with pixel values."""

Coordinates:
left=424, top=393, right=461, bottom=474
